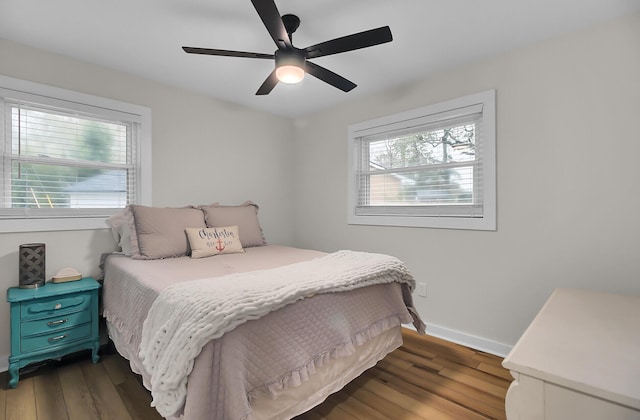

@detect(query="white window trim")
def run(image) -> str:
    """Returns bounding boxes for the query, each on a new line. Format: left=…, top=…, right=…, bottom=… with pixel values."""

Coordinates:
left=0, top=75, right=152, bottom=233
left=347, top=89, right=496, bottom=231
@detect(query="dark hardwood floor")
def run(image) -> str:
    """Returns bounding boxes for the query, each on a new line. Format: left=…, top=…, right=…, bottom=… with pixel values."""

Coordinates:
left=0, top=329, right=511, bottom=419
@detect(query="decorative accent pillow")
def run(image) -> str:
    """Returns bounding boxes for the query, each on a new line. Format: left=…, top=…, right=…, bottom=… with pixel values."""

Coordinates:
left=131, top=205, right=206, bottom=259
left=200, top=201, right=267, bottom=248
left=185, top=226, right=245, bottom=258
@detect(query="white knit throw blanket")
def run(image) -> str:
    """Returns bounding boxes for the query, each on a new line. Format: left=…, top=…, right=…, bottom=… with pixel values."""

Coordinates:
left=138, top=250, right=416, bottom=417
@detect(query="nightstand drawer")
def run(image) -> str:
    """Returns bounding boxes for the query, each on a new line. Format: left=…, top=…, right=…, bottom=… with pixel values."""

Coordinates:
left=21, top=322, right=92, bottom=353
left=21, top=293, right=90, bottom=320
left=21, top=310, right=92, bottom=337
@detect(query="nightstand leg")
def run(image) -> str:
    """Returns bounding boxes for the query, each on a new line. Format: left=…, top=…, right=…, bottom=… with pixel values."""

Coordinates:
left=8, top=361, right=19, bottom=388
left=91, top=342, right=100, bottom=363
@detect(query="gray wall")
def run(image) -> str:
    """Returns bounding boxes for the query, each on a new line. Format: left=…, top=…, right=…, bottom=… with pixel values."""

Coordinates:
left=291, top=13, right=640, bottom=351
left=0, top=38, right=296, bottom=365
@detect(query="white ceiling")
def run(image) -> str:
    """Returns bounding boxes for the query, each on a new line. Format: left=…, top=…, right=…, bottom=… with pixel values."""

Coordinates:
left=2, top=0, right=639, bottom=118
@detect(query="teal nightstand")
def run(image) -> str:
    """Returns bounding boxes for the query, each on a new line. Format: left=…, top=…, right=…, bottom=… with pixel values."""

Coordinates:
left=6, top=277, right=101, bottom=388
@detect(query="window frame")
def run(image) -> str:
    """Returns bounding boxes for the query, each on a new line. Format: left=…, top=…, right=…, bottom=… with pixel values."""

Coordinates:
left=0, top=75, right=152, bottom=233
left=347, top=90, right=496, bottom=231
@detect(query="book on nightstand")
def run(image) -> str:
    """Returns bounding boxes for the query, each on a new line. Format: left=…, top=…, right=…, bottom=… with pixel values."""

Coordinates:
left=51, top=267, right=83, bottom=283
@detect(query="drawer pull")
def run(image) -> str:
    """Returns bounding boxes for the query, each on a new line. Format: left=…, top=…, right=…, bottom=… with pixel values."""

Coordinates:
left=54, top=303, right=62, bottom=310
left=47, top=319, right=68, bottom=326
left=48, top=334, right=68, bottom=342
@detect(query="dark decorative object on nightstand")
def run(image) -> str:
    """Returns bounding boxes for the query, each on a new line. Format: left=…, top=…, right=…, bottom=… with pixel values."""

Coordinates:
left=18, top=243, right=46, bottom=288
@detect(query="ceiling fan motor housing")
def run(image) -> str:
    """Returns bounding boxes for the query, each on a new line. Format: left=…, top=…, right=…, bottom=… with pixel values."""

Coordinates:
left=275, top=49, right=305, bottom=69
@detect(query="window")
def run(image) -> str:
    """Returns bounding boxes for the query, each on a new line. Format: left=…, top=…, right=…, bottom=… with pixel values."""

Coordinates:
left=348, top=90, right=495, bottom=230
left=0, top=75, right=151, bottom=232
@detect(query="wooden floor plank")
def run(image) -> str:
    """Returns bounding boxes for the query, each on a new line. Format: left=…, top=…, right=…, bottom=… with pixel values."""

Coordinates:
left=362, top=371, right=465, bottom=420
left=377, top=360, right=506, bottom=419
left=405, top=330, right=477, bottom=360
left=0, top=371, right=7, bottom=420
left=439, top=368, right=507, bottom=400
left=380, top=352, right=416, bottom=371
left=472, top=352, right=505, bottom=366
left=349, top=384, right=423, bottom=420
left=80, top=360, right=133, bottom=420
left=5, top=376, right=37, bottom=420
left=33, top=367, right=69, bottom=420
left=435, top=357, right=511, bottom=388
left=100, top=353, right=132, bottom=387
left=322, top=391, right=391, bottom=420
left=398, top=341, right=439, bottom=361
left=373, top=368, right=489, bottom=419
left=311, top=397, right=359, bottom=419
left=116, top=376, right=163, bottom=420
left=392, top=347, right=444, bottom=372
left=477, top=362, right=514, bottom=382
left=58, top=361, right=100, bottom=420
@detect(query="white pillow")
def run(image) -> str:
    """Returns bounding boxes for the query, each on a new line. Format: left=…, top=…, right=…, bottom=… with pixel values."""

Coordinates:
left=106, top=206, right=137, bottom=257
left=105, top=209, right=134, bottom=255
left=105, top=212, right=123, bottom=248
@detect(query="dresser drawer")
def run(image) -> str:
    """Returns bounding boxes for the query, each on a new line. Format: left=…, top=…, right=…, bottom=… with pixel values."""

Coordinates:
left=21, top=322, right=92, bottom=353
left=21, top=309, right=92, bottom=337
left=20, top=293, right=90, bottom=320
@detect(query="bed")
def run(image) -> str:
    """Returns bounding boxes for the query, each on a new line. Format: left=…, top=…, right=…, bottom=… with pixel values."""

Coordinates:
left=102, top=203, right=425, bottom=420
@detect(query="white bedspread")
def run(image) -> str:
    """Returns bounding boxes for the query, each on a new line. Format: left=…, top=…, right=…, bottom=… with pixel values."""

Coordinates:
left=139, top=250, right=418, bottom=417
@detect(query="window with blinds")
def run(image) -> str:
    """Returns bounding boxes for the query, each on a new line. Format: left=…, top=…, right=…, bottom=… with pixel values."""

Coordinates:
left=6, top=104, right=135, bottom=212
left=0, top=75, right=151, bottom=232
left=347, top=90, right=496, bottom=230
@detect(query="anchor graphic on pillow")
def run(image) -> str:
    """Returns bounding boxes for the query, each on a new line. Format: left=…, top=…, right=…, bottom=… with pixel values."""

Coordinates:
left=215, top=238, right=226, bottom=252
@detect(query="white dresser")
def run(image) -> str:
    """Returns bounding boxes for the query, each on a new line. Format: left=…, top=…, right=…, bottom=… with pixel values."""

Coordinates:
left=502, top=288, right=640, bottom=420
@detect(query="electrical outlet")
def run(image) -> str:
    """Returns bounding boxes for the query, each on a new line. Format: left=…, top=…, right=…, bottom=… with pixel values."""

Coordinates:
left=417, top=282, right=427, bottom=297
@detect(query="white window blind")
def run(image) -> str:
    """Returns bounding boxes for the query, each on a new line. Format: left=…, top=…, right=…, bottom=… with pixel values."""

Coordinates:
left=0, top=75, right=152, bottom=232
left=355, top=109, right=483, bottom=218
left=347, top=90, right=496, bottom=230
left=3, top=103, right=137, bottom=215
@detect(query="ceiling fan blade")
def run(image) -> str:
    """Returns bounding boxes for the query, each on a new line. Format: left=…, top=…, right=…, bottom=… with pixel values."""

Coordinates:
left=182, top=47, right=274, bottom=59
left=305, top=61, right=356, bottom=92
left=250, top=0, right=292, bottom=49
left=256, top=70, right=279, bottom=95
left=304, top=26, right=392, bottom=59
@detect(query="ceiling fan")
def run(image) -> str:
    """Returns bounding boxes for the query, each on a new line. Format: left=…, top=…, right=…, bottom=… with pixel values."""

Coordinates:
left=182, top=0, right=393, bottom=95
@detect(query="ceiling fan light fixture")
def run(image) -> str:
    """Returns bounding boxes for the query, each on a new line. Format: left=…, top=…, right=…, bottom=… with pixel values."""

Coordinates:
left=276, top=64, right=305, bottom=84
left=275, top=50, right=305, bottom=84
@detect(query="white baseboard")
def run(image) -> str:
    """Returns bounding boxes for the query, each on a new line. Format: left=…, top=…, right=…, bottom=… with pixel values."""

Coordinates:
left=0, top=355, right=8, bottom=373
left=403, top=323, right=512, bottom=357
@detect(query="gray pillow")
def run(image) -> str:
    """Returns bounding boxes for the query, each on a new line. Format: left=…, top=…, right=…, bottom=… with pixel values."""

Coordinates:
left=131, top=205, right=206, bottom=259
left=200, top=201, right=267, bottom=248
